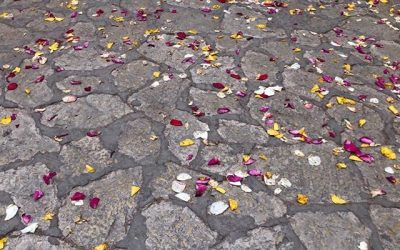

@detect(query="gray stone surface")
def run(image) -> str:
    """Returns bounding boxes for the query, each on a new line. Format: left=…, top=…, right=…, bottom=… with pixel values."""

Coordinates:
left=291, top=212, right=372, bottom=250
left=142, top=201, right=217, bottom=250
left=0, top=0, right=398, bottom=248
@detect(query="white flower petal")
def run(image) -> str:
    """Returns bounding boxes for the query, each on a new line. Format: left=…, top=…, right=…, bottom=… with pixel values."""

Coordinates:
left=208, top=201, right=229, bottom=215
left=4, top=204, right=18, bottom=221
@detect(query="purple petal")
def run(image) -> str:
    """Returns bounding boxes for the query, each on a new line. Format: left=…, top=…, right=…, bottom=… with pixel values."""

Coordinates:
left=247, top=169, right=262, bottom=176
left=195, top=184, right=207, bottom=197
left=208, top=157, right=221, bottom=166
left=21, top=214, right=32, bottom=225
left=33, top=190, right=44, bottom=201
left=359, top=136, right=374, bottom=145
left=226, top=174, right=243, bottom=183
left=217, top=107, right=230, bottom=114
left=359, top=154, right=375, bottom=163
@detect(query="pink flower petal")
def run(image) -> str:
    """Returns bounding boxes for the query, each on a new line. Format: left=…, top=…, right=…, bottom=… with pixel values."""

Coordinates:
left=359, top=154, right=375, bottom=163
left=343, top=140, right=362, bottom=156
left=217, top=107, right=230, bottom=114
left=243, top=158, right=256, bottom=165
left=195, top=176, right=210, bottom=185
left=33, top=190, right=44, bottom=201
left=87, top=130, right=100, bottom=137
left=42, top=171, right=57, bottom=185
left=70, top=192, right=86, bottom=201
left=247, top=169, right=262, bottom=176
left=359, top=136, right=374, bottom=145
left=226, top=174, right=243, bottom=183
left=207, top=157, right=220, bottom=166
left=89, top=197, right=100, bottom=209
left=21, top=213, right=32, bottom=225
left=195, top=184, right=207, bottom=197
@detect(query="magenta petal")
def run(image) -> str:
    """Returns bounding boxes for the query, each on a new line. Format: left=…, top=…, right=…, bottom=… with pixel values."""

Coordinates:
left=87, top=130, right=100, bottom=137
left=33, top=189, right=44, bottom=201
left=359, top=154, right=375, bottom=163
left=243, top=158, right=256, bottom=165
left=259, top=106, right=270, bottom=112
left=70, top=192, right=86, bottom=201
left=343, top=140, right=362, bottom=156
left=226, top=174, right=243, bottom=183
left=217, top=107, right=230, bottom=114
left=196, top=176, right=210, bottom=185
left=247, top=169, right=262, bottom=176
left=359, top=136, right=374, bottom=145
left=195, top=184, right=207, bottom=197
left=42, top=171, right=57, bottom=185
left=34, top=75, right=45, bottom=83
left=310, top=138, right=324, bottom=144
left=235, top=90, right=247, bottom=97
left=21, top=213, right=32, bottom=225
left=322, top=74, right=334, bottom=83
left=208, top=157, right=221, bottom=166
left=89, top=197, right=100, bottom=209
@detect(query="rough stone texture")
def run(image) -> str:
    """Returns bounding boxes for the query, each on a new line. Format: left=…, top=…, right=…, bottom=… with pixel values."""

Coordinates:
left=40, top=94, right=132, bottom=129
left=142, top=201, right=217, bottom=250
left=291, top=212, right=372, bottom=250
left=370, top=206, right=400, bottom=250
left=112, top=60, right=159, bottom=91
left=0, top=108, right=59, bottom=166
left=214, top=226, right=294, bottom=250
left=118, top=118, right=160, bottom=161
left=0, top=163, right=58, bottom=231
left=58, top=167, right=142, bottom=249
left=0, top=0, right=399, bottom=248
left=217, top=119, right=269, bottom=145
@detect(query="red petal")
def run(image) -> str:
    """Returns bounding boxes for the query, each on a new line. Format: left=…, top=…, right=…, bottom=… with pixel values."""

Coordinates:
left=170, top=119, right=183, bottom=126
left=42, top=171, right=57, bottom=185
left=217, top=107, right=230, bottom=114
left=84, top=86, right=92, bottom=92
left=230, top=73, right=241, bottom=80
left=33, top=189, right=44, bottom=201
left=7, top=83, right=18, bottom=90
left=207, top=157, right=220, bottom=166
left=176, top=32, right=187, bottom=40
left=70, top=80, right=82, bottom=85
left=212, top=82, right=225, bottom=89
left=89, top=197, right=100, bottom=209
left=256, top=74, right=269, bottom=80
left=70, top=192, right=86, bottom=201
left=226, top=174, right=243, bottom=183
left=34, top=75, right=45, bottom=83
left=195, top=184, right=207, bottom=197
left=87, top=130, right=100, bottom=137
left=343, top=140, right=362, bottom=156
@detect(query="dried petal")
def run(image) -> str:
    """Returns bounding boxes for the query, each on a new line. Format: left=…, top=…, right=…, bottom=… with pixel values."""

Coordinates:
left=85, top=164, right=96, bottom=173
left=207, top=157, right=220, bottom=166
left=175, top=192, right=190, bottom=202
left=170, top=119, right=183, bottom=126
left=179, top=139, right=195, bottom=146
left=247, top=169, right=262, bottom=176
left=70, top=192, right=86, bottom=201
left=171, top=181, right=186, bottom=193
left=7, top=83, right=18, bottom=91
left=381, top=146, right=396, bottom=160
left=297, top=194, right=308, bottom=205
left=343, top=140, right=362, bottom=156
left=89, top=197, right=100, bottom=209
left=217, top=107, right=230, bottom=114
left=176, top=173, right=192, bottom=181
left=20, top=223, right=38, bottom=234
left=21, top=213, right=32, bottom=225
left=131, top=186, right=140, bottom=196
left=92, top=242, right=109, bottom=250
left=62, top=95, right=77, bottom=103
left=208, top=201, right=229, bottom=215
left=4, top=204, right=18, bottom=221
left=87, top=130, right=100, bottom=137
left=331, top=194, right=347, bottom=204
left=33, top=190, right=44, bottom=201
left=42, top=172, right=56, bottom=185
left=228, top=199, right=238, bottom=211
left=195, top=184, right=207, bottom=197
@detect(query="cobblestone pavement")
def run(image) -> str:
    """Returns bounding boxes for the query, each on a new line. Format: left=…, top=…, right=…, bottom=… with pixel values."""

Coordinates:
left=0, top=0, right=400, bottom=249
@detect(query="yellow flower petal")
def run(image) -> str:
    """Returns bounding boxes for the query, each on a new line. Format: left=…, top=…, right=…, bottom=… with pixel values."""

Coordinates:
left=255, top=23, right=267, bottom=29
left=242, top=154, right=251, bottom=162
left=152, top=71, right=161, bottom=78
left=259, top=153, right=268, bottom=161
left=267, top=129, right=280, bottom=136
left=0, top=237, right=7, bottom=250
left=336, top=162, right=347, bottom=169
left=381, top=146, right=397, bottom=160
left=0, top=116, right=12, bottom=125
left=214, top=186, right=226, bottom=194
left=297, top=194, right=308, bottom=205
left=388, top=105, right=399, bottom=115
left=144, top=28, right=160, bottom=36
left=331, top=194, right=348, bottom=204
left=358, top=119, right=366, bottom=127
left=106, top=42, right=114, bottom=49
left=228, top=199, right=238, bottom=211
left=42, top=211, right=54, bottom=221
left=85, top=164, right=96, bottom=173
left=25, top=88, right=31, bottom=95
left=49, top=42, right=59, bottom=53
left=179, top=139, right=195, bottom=147
left=131, top=185, right=140, bottom=196
left=92, top=243, right=109, bottom=250
left=349, top=155, right=362, bottom=162
left=336, top=96, right=356, bottom=105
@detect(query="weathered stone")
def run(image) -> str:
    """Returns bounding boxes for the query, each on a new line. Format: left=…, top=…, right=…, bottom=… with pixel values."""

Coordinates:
left=111, top=60, right=159, bottom=91
left=291, top=30, right=321, bottom=47
left=5, top=235, right=75, bottom=250
left=142, top=201, right=217, bottom=249
left=40, top=94, right=132, bottom=129
left=138, top=34, right=205, bottom=71
left=59, top=136, right=111, bottom=179
left=0, top=108, right=59, bottom=166
left=217, top=120, right=268, bottom=145
left=118, top=118, right=160, bottom=161
left=222, top=6, right=287, bottom=39
left=55, top=75, right=103, bottom=95
left=189, top=88, right=242, bottom=116
left=291, top=212, right=371, bottom=250
left=0, top=163, right=58, bottom=230
left=54, top=49, right=113, bottom=71
left=164, top=110, right=209, bottom=164
left=242, top=51, right=279, bottom=82
left=260, top=40, right=295, bottom=64
left=58, top=167, right=142, bottom=248
left=128, top=78, right=189, bottom=122
left=253, top=142, right=367, bottom=203
left=199, top=144, right=239, bottom=174
left=282, top=69, right=325, bottom=101
left=370, top=206, right=400, bottom=250
left=0, top=23, right=32, bottom=46
left=214, top=226, right=294, bottom=250
left=370, top=40, right=400, bottom=62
